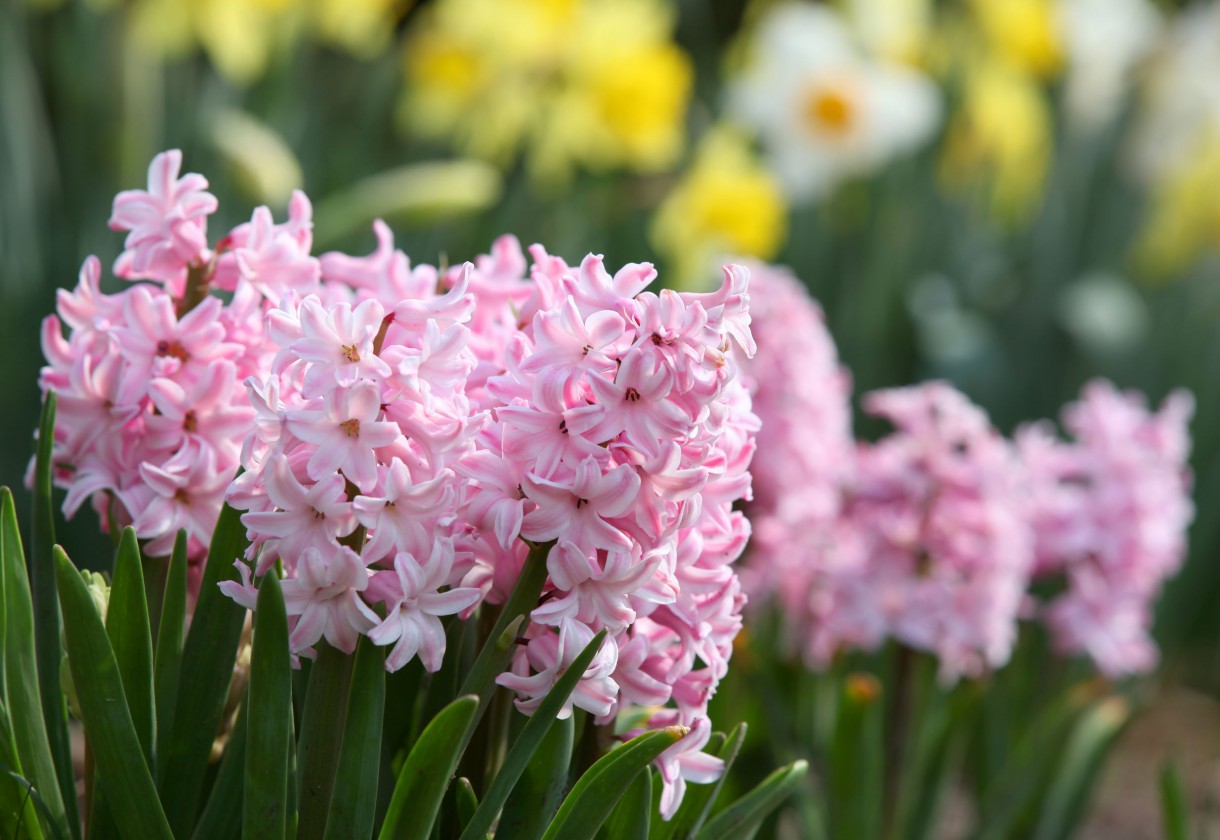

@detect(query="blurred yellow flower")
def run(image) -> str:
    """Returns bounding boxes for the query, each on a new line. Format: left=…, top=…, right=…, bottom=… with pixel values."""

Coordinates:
left=127, top=0, right=405, bottom=85
left=1134, top=135, right=1220, bottom=280
left=841, top=0, right=933, bottom=66
left=400, top=0, right=692, bottom=185
left=940, top=58, right=1051, bottom=222
left=651, top=128, right=787, bottom=289
left=969, top=0, right=1063, bottom=79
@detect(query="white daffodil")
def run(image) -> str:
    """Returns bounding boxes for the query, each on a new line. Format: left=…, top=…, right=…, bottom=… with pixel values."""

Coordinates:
left=1059, top=0, right=1162, bottom=132
left=726, top=2, right=940, bottom=203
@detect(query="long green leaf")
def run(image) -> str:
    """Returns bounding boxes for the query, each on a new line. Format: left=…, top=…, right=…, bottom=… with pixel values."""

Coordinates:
left=1032, top=697, right=1130, bottom=840
left=0, top=695, right=46, bottom=840
left=379, top=694, right=479, bottom=840
left=297, top=642, right=355, bottom=840
left=454, top=778, right=478, bottom=832
left=456, top=541, right=549, bottom=724
left=54, top=547, right=172, bottom=840
left=108, top=528, right=154, bottom=760
left=542, top=727, right=686, bottom=840
left=154, top=530, right=188, bottom=786
left=600, top=765, right=654, bottom=840
left=1160, top=759, right=1189, bottom=840
left=324, top=638, right=386, bottom=840
left=496, top=714, right=573, bottom=839
left=191, top=702, right=248, bottom=840
left=0, top=488, right=68, bottom=839
left=31, top=395, right=79, bottom=838
left=159, top=500, right=250, bottom=836
left=245, top=573, right=292, bottom=840
left=696, top=759, right=809, bottom=840
left=654, top=724, right=746, bottom=840
left=460, top=629, right=608, bottom=840
left=90, top=528, right=156, bottom=840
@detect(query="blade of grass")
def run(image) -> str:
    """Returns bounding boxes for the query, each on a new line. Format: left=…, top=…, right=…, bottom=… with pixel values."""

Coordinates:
left=31, top=395, right=79, bottom=838
left=54, top=546, right=172, bottom=840
left=246, top=573, right=292, bottom=840
left=378, top=694, right=479, bottom=840
left=459, top=629, right=608, bottom=840
left=0, top=488, right=69, bottom=839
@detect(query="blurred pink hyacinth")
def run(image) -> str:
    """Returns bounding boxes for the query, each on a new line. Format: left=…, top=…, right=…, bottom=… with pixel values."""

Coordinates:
left=741, top=260, right=1193, bottom=682
left=1019, top=380, right=1194, bottom=677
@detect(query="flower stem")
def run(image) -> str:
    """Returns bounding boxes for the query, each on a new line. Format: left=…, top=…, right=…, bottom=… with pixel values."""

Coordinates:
left=295, top=641, right=356, bottom=840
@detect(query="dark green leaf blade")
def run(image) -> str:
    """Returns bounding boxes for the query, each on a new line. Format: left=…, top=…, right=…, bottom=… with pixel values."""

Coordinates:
left=696, top=759, right=809, bottom=840
left=599, top=764, right=653, bottom=840
left=245, top=572, right=292, bottom=840
left=378, top=694, right=479, bottom=840
left=158, top=500, right=250, bottom=837
left=154, top=530, right=188, bottom=786
left=496, top=714, right=573, bottom=839
left=459, top=629, right=608, bottom=840
left=0, top=487, right=69, bottom=840
left=324, top=637, right=386, bottom=840
left=54, top=546, right=172, bottom=840
left=541, top=727, right=686, bottom=840
left=31, top=395, right=80, bottom=838
left=108, top=527, right=155, bottom=761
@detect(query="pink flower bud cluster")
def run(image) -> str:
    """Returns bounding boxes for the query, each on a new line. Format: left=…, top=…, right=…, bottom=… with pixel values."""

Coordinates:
left=35, top=150, right=321, bottom=561
left=742, top=262, right=1194, bottom=681
left=1017, top=381, right=1194, bottom=677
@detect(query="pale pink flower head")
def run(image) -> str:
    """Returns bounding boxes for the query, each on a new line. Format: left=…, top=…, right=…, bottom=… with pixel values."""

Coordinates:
left=109, top=150, right=217, bottom=290
left=1019, top=379, right=1194, bottom=677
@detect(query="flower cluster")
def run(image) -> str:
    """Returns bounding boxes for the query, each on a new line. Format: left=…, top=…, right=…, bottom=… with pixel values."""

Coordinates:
left=35, top=150, right=319, bottom=561
left=742, top=261, right=1193, bottom=680
left=400, top=0, right=692, bottom=184
left=1018, top=381, right=1194, bottom=676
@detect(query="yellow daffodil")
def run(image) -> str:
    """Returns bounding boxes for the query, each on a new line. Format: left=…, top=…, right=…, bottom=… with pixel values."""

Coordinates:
left=651, top=128, right=787, bottom=289
left=400, top=0, right=692, bottom=186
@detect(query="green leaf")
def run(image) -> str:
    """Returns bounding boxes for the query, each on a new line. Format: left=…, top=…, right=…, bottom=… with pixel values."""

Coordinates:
left=31, top=395, right=79, bottom=838
left=827, top=673, right=883, bottom=840
left=0, top=488, right=69, bottom=840
left=542, top=726, right=686, bottom=840
left=599, top=765, right=653, bottom=840
left=324, top=638, right=386, bottom=840
left=460, top=629, right=608, bottom=840
left=1160, top=759, right=1189, bottom=840
left=158, top=500, right=250, bottom=837
left=654, top=724, right=746, bottom=840
left=245, top=573, right=292, bottom=840
left=696, top=760, right=809, bottom=840
left=297, top=642, right=356, bottom=840
left=456, top=541, right=550, bottom=729
left=0, top=696, right=47, bottom=840
left=496, top=714, right=573, bottom=839
left=153, top=530, right=188, bottom=786
left=379, top=694, right=479, bottom=840
left=454, top=778, right=478, bottom=833
left=108, top=528, right=155, bottom=761
left=191, top=702, right=248, bottom=840
left=54, top=547, right=173, bottom=840
left=1032, top=696, right=1130, bottom=840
